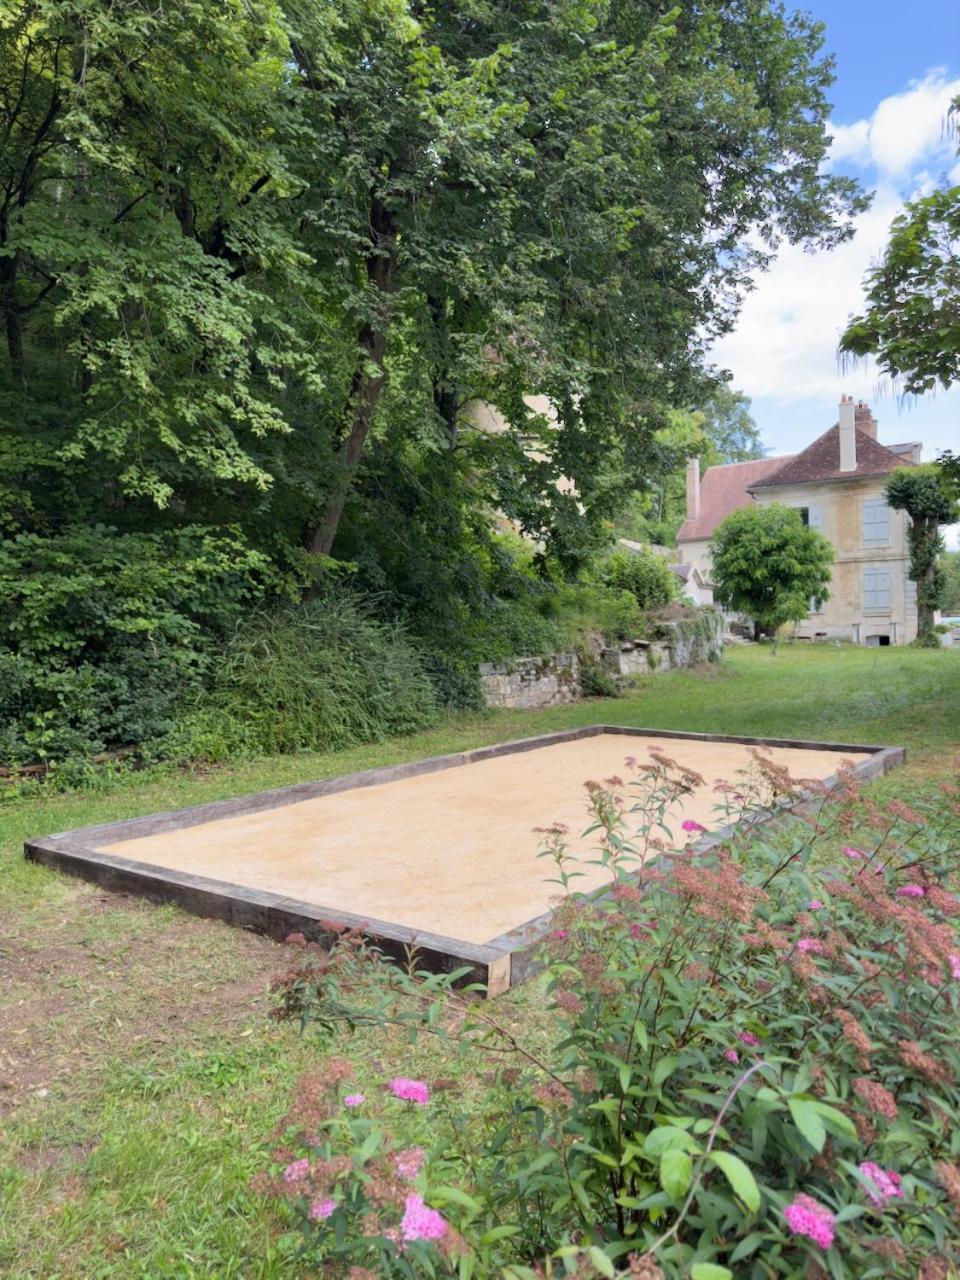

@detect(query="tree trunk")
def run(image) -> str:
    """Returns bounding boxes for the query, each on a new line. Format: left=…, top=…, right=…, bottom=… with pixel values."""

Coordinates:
left=305, top=196, right=397, bottom=560
left=916, top=514, right=938, bottom=640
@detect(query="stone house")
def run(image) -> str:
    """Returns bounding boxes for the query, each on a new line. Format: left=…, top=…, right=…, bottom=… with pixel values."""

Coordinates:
left=676, top=397, right=926, bottom=645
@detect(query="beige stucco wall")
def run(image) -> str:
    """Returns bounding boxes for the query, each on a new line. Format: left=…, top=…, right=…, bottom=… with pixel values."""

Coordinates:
left=677, top=477, right=922, bottom=644
left=753, top=478, right=918, bottom=644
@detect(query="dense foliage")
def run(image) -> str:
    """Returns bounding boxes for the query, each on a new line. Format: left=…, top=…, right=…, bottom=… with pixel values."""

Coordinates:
left=884, top=467, right=960, bottom=646
left=1, top=0, right=864, bottom=761
left=709, top=505, right=834, bottom=639
left=596, top=550, right=678, bottom=612
left=840, top=97, right=960, bottom=395
left=265, top=753, right=960, bottom=1278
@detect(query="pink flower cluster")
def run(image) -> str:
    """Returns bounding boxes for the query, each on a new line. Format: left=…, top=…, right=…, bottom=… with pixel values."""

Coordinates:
left=807, top=899, right=825, bottom=911
left=738, top=1031, right=761, bottom=1047
left=394, top=1147, right=426, bottom=1180
left=842, top=846, right=865, bottom=859
left=389, top=1077, right=430, bottom=1104
left=724, top=1048, right=739, bottom=1064
left=796, top=937, right=825, bottom=954
left=283, top=1158, right=310, bottom=1185
left=343, top=1093, right=365, bottom=1107
left=858, top=1161, right=903, bottom=1207
left=950, top=954, right=960, bottom=980
left=896, top=884, right=925, bottom=898
left=681, top=819, right=707, bottom=834
left=783, top=1192, right=835, bottom=1249
left=401, top=1193, right=448, bottom=1241
left=309, top=1196, right=336, bottom=1221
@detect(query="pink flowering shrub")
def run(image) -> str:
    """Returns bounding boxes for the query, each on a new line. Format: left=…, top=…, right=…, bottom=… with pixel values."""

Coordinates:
left=264, top=753, right=960, bottom=1278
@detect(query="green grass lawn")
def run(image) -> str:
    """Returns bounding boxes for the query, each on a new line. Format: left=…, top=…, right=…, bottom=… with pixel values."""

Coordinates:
left=1, top=643, right=958, bottom=1277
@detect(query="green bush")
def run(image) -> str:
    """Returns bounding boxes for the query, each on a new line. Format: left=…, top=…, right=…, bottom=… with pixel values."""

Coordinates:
left=596, top=548, right=678, bottom=611
left=173, top=591, right=439, bottom=759
left=268, top=758, right=960, bottom=1278
left=0, top=526, right=271, bottom=763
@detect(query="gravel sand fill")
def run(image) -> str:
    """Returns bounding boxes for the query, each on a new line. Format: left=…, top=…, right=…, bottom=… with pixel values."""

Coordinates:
left=101, top=735, right=868, bottom=945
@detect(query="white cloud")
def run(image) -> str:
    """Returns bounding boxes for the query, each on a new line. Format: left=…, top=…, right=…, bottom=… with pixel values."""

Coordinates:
left=713, top=68, right=960, bottom=417
left=827, top=70, right=960, bottom=180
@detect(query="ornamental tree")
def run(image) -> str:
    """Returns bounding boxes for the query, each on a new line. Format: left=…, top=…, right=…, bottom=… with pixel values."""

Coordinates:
left=709, top=504, right=833, bottom=640
left=885, top=465, right=960, bottom=646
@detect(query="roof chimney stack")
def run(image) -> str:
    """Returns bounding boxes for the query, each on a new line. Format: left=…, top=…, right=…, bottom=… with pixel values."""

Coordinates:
left=839, top=395, right=857, bottom=472
left=685, top=456, right=701, bottom=521
left=855, top=400, right=877, bottom=440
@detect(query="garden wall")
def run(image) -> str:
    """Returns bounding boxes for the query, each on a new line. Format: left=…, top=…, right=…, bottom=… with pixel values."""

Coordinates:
left=602, top=608, right=723, bottom=679
left=479, top=654, right=580, bottom=710
left=479, top=610, right=723, bottom=709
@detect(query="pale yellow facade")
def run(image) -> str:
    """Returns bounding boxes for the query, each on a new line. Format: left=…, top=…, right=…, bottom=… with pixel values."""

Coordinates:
left=751, top=477, right=919, bottom=645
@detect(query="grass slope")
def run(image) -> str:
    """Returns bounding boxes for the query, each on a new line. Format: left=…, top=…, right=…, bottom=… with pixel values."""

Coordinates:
left=1, top=644, right=958, bottom=1277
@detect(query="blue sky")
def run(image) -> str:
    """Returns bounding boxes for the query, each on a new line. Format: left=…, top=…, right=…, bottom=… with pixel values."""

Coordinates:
left=710, top=1, right=959, bottom=540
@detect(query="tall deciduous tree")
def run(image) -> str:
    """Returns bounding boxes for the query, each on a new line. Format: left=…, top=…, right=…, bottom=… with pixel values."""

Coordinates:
left=840, top=97, right=959, bottom=394
left=885, top=466, right=960, bottom=646
left=710, top=504, right=833, bottom=640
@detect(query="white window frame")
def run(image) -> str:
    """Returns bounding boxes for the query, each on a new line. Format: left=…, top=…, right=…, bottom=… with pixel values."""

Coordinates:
left=863, top=566, right=893, bottom=614
left=862, top=498, right=891, bottom=548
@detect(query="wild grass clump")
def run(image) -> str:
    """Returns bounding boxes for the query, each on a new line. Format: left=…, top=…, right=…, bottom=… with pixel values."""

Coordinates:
left=262, top=753, right=960, bottom=1278
left=169, top=591, right=439, bottom=760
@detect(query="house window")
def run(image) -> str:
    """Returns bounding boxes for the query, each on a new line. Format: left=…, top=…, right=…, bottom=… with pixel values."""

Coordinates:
left=862, top=499, right=891, bottom=547
left=798, top=507, right=809, bottom=526
left=863, top=567, right=892, bottom=613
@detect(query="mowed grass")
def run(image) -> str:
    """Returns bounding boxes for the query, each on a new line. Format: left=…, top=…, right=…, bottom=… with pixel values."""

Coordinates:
left=1, top=643, right=958, bottom=1277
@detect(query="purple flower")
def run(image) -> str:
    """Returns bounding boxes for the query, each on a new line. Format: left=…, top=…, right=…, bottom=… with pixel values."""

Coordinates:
left=783, top=1193, right=835, bottom=1249
left=724, top=1048, right=739, bottom=1064
left=389, top=1077, right=430, bottom=1104
left=950, top=954, right=960, bottom=980
left=842, top=846, right=865, bottom=860
left=309, top=1196, right=336, bottom=1221
left=681, top=819, right=707, bottom=833
left=343, top=1093, right=365, bottom=1107
left=401, top=1193, right=448, bottom=1242
left=897, top=884, right=925, bottom=898
left=807, top=899, right=825, bottom=911
left=283, top=1158, right=310, bottom=1185
left=739, top=1031, right=761, bottom=1047
left=797, top=937, right=825, bottom=954
left=858, top=1161, right=903, bottom=1207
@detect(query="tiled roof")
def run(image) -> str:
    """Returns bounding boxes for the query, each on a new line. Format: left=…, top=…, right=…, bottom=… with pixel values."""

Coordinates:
left=676, top=456, right=794, bottom=542
left=748, top=425, right=909, bottom=490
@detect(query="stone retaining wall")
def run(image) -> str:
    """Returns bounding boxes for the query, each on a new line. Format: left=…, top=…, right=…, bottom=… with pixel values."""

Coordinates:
left=601, top=609, right=724, bottom=679
left=479, top=653, right=580, bottom=710
left=479, top=610, right=722, bottom=708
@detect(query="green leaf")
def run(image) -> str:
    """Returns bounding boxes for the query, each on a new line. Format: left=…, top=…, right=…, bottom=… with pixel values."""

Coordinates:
left=653, top=1054, right=679, bottom=1087
left=645, top=1126, right=699, bottom=1156
left=708, top=1151, right=761, bottom=1213
left=431, top=1185, right=482, bottom=1215
left=691, top=1266, right=733, bottom=1280
left=659, top=1148, right=692, bottom=1199
left=788, top=1096, right=826, bottom=1152
left=586, top=1247, right=616, bottom=1278
left=811, top=1102, right=857, bottom=1142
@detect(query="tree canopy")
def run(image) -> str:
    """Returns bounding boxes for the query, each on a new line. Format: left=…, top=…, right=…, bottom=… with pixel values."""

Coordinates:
left=1, top=0, right=865, bottom=758
left=840, top=97, right=959, bottom=394
left=709, top=504, right=834, bottom=639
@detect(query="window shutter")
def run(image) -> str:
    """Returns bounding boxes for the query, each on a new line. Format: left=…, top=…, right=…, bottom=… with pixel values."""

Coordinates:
left=862, top=500, right=890, bottom=546
left=863, top=568, right=892, bottom=611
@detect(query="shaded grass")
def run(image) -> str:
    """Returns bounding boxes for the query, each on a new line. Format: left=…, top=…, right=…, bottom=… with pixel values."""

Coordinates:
left=1, top=644, right=959, bottom=1276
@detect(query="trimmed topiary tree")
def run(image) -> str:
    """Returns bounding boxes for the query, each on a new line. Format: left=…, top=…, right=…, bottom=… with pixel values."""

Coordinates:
left=709, top=504, right=833, bottom=640
left=885, top=466, right=960, bottom=647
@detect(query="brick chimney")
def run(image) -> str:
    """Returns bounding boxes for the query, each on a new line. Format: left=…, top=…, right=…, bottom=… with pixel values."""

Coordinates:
left=686, top=456, right=701, bottom=521
left=855, top=400, right=877, bottom=440
left=839, top=394, right=857, bottom=472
